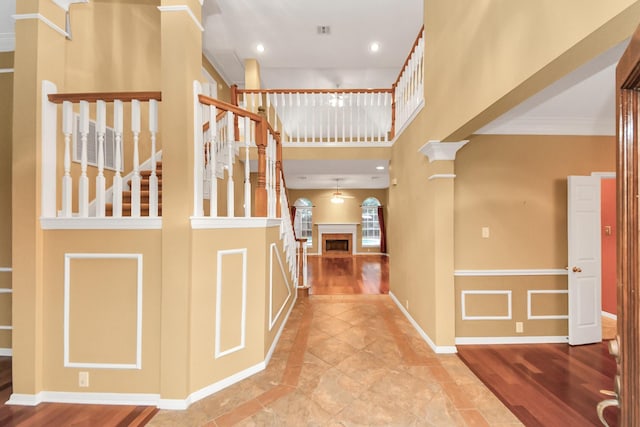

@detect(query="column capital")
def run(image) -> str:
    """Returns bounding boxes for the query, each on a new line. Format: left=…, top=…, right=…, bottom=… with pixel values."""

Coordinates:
left=418, top=140, right=468, bottom=162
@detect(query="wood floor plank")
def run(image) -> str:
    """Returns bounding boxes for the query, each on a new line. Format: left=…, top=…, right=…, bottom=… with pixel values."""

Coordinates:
left=458, top=343, right=618, bottom=427
left=308, top=254, right=389, bottom=295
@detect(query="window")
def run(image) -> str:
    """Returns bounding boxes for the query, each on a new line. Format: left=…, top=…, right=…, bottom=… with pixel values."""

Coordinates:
left=294, top=198, right=313, bottom=246
left=362, top=197, right=381, bottom=247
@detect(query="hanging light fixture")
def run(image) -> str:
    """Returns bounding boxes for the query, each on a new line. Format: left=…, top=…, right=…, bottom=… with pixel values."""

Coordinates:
left=331, top=179, right=346, bottom=204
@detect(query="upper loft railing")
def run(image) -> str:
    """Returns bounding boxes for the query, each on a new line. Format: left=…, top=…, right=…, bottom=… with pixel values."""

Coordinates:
left=392, top=26, right=425, bottom=139
left=41, top=81, right=161, bottom=228
left=230, top=27, right=425, bottom=146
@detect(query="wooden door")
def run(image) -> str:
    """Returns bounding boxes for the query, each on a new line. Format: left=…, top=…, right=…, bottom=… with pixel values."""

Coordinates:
left=616, top=24, right=640, bottom=425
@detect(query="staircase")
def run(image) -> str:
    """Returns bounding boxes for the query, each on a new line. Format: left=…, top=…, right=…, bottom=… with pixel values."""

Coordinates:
left=106, top=161, right=163, bottom=216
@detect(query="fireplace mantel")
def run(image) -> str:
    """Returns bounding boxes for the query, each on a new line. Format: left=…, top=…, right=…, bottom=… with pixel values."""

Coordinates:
left=317, top=223, right=358, bottom=255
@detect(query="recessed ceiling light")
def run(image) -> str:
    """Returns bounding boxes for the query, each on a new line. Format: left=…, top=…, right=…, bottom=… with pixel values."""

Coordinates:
left=376, top=166, right=385, bottom=170
left=369, top=42, right=380, bottom=53
left=256, top=43, right=265, bottom=53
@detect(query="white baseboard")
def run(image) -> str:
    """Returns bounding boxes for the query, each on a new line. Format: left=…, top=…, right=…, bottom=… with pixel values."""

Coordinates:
left=455, top=336, right=569, bottom=345
left=266, top=289, right=297, bottom=364
left=602, top=311, right=617, bottom=320
left=6, top=391, right=160, bottom=406
left=0, top=348, right=12, bottom=356
left=388, top=291, right=457, bottom=354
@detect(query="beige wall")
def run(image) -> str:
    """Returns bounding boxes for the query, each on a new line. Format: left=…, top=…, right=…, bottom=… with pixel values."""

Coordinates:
left=454, top=134, right=615, bottom=337
left=388, top=0, right=640, bottom=347
left=288, top=188, right=388, bottom=254
left=0, top=51, right=13, bottom=349
left=202, top=55, right=231, bottom=103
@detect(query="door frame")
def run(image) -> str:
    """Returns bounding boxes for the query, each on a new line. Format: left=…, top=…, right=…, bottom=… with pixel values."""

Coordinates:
left=616, top=25, right=640, bottom=424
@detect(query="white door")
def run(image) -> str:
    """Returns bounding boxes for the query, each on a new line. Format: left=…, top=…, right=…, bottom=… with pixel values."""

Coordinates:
left=567, top=175, right=602, bottom=346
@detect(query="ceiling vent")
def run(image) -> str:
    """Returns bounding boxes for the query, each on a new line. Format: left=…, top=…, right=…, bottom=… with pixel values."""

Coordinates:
left=317, top=26, right=331, bottom=35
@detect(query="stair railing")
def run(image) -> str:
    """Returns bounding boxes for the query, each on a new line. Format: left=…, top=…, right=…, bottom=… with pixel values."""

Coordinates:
left=194, top=81, right=282, bottom=219
left=42, top=81, right=161, bottom=222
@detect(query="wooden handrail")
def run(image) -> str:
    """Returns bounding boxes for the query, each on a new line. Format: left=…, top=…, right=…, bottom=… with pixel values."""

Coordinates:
left=199, top=94, right=263, bottom=122
left=237, top=88, right=392, bottom=95
left=48, top=91, right=161, bottom=104
left=392, top=25, right=424, bottom=89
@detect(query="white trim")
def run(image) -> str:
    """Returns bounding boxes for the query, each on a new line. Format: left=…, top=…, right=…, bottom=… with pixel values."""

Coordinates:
left=0, top=33, right=15, bottom=52
left=602, top=311, right=617, bottom=320
left=461, top=290, right=512, bottom=320
left=282, top=141, right=393, bottom=148
left=0, top=68, right=14, bottom=74
left=157, top=5, right=204, bottom=32
left=0, top=268, right=11, bottom=273
left=41, top=217, right=162, bottom=230
left=0, top=326, right=12, bottom=330
left=8, top=391, right=159, bottom=407
left=191, top=217, right=281, bottom=229
left=0, top=289, right=12, bottom=294
left=389, top=291, right=457, bottom=354
left=51, top=0, right=89, bottom=12
left=428, top=174, right=456, bottom=181
left=391, top=100, right=425, bottom=145
left=455, top=336, right=569, bottom=345
left=12, top=13, right=69, bottom=38
left=418, top=140, right=468, bottom=162
left=0, top=348, right=12, bottom=356
left=64, top=253, right=143, bottom=369
left=454, top=269, right=568, bottom=277
left=316, top=223, right=358, bottom=256
left=527, top=290, right=569, bottom=320
left=265, top=288, right=297, bottom=363
left=215, top=249, right=247, bottom=359
left=269, top=243, right=292, bottom=331
left=159, top=361, right=265, bottom=410
left=592, top=172, right=616, bottom=178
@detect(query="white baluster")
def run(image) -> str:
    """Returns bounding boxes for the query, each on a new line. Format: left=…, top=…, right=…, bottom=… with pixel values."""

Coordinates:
left=130, top=100, right=141, bottom=217
left=304, top=92, right=308, bottom=143
left=244, top=117, right=251, bottom=217
left=272, top=94, right=278, bottom=133
left=149, top=99, right=159, bottom=217
left=342, top=91, right=346, bottom=143
left=334, top=91, right=338, bottom=143
left=311, top=94, right=315, bottom=142
left=289, top=92, right=294, bottom=142
left=349, top=93, right=354, bottom=143
left=357, top=93, right=361, bottom=143
left=296, top=92, right=300, bottom=143
left=227, top=112, right=235, bottom=217
left=96, top=100, right=106, bottom=217
left=319, top=94, right=324, bottom=143
left=78, top=100, right=89, bottom=217
left=61, top=101, right=73, bottom=217
left=113, top=100, right=124, bottom=217
left=208, top=105, right=218, bottom=217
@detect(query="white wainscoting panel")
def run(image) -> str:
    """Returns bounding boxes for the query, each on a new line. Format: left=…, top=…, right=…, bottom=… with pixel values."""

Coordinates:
left=215, top=248, right=247, bottom=359
left=269, top=243, right=292, bottom=331
left=527, top=289, right=569, bottom=320
left=64, top=253, right=143, bottom=369
left=461, top=290, right=512, bottom=320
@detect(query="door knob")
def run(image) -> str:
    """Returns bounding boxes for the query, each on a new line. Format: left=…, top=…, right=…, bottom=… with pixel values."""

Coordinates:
left=572, top=266, right=582, bottom=273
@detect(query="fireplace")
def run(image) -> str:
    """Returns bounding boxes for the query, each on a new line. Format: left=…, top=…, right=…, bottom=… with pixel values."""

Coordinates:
left=322, top=233, right=352, bottom=256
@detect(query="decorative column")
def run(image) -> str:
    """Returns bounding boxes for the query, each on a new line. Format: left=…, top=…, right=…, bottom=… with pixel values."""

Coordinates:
left=418, top=140, right=467, bottom=349
left=158, top=0, right=203, bottom=406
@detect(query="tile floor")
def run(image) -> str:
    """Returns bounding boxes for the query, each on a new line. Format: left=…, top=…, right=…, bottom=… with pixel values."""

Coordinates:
left=147, top=295, right=522, bottom=426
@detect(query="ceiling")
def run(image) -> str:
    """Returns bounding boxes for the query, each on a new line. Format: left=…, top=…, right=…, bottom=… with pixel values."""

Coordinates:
left=0, top=1, right=627, bottom=190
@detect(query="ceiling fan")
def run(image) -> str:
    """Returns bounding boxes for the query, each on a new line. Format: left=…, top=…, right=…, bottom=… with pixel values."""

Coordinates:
left=329, top=179, right=354, bottom=204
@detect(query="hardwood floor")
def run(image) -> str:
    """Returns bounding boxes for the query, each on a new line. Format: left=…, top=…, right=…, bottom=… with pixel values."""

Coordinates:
left=0, top=357, right=158, bottom=427
left=457, top=342, right=618, bottom=427
left=307, top=254, right=389, bottom=295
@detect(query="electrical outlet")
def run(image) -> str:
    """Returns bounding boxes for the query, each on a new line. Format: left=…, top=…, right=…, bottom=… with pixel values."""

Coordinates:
left=482, top=227, right=490, bottom=238
left=79, top=371, right=89, bottom=388
left=516, top=322, right=524, bottom=333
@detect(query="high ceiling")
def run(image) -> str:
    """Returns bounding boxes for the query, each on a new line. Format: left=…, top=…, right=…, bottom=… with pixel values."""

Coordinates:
left=202, top=0, right=424, bottom=89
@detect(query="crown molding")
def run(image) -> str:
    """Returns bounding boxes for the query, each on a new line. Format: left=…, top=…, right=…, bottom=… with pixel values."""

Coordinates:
left=418, top=140, right=468, bottom=162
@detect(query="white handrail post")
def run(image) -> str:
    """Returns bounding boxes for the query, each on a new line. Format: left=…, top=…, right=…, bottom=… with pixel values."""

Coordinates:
left=61, top=100, right=73, bottom=217
left=112, top=100, right=124, bottom=217
left=227, top=112, right=235, bottom=217
left=149, top=99, right=159, bottom=217
left=208, top=104, right=218, bottom=217
left=95, top=100, right=106, bottom=217
left=244, top=116, right=251, bottom=217
left=130, top=99, right=141, bottom=217
left=78, top=100, right=90, bottom=217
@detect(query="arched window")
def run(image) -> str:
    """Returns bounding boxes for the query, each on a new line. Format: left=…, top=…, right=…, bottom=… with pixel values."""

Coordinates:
left=293, top=198, right=313, bottom=246
left=361, top=197, right=381, bottom=247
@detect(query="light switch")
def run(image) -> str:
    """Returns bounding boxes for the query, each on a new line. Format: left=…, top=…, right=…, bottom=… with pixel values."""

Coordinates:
left=605, top=225, right=612, bottom=236
left=482, top=227, right=490, bottom=238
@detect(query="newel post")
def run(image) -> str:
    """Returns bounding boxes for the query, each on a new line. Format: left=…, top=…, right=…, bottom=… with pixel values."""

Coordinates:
left=255, top=116, right=268, bottom=217
left=275, top=131, right=282, bottom=218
